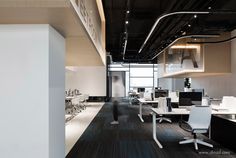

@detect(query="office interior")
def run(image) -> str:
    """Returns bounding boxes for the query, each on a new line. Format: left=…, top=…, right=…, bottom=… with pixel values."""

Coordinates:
left=1, top=0, right=236, bottom=158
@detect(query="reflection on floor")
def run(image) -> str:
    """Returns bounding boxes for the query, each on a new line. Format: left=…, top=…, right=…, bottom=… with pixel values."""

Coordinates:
left=65, top=102, right=104, bottom=155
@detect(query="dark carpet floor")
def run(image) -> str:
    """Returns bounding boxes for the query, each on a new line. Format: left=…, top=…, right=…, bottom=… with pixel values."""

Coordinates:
left=66, top=101, right=236, bottom=158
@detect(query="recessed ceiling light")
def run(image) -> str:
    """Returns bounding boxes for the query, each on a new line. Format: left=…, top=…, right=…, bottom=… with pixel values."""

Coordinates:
left=194, top=38, right=197, bottom=41
left=126, top=10, right=130, bottom=14
left=188, top=24, right=191, bottom=27
left=194, top=15, right=197, bottom=18
left=125, top=21, right=129, bottom=24
left=208, top=6, right=212, bottom=10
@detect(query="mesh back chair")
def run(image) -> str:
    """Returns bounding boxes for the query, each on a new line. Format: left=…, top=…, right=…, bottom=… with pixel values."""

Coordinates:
left=71, top=97, right=82, bottom=113
left=179, top=106, right=213, bottom=150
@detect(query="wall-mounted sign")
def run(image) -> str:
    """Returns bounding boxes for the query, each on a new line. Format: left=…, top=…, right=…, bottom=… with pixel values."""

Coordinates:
left=78, top=0, right=98, bottom=43
left=70, top=0, right=106, bottom=65
left=165, top=44, right=203, bottom=74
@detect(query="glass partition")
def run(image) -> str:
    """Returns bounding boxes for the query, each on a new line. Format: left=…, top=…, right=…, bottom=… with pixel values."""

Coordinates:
left=109, top=63, right=158, bottom=96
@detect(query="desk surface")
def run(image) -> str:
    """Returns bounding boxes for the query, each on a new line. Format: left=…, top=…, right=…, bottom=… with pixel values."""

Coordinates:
left=65, top=95, right=82, bottom=100
left=138, top=98, right=178, bottom=103
left=152, top=108, right=189, bottom=115
left=152, top=107, right=236, bottom=115
left=138, top=98, right=159, bottom=103
left=65, top=96, right=75, bottom=100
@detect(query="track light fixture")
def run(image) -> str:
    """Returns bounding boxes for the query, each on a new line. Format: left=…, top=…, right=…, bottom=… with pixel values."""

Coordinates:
left=138, top=11, right=210, bottom=54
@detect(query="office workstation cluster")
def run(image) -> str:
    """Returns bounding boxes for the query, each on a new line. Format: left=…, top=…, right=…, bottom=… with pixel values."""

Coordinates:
left=136, top=89, right=236, bottom=149
left=1, top=0, right=236, bottom=158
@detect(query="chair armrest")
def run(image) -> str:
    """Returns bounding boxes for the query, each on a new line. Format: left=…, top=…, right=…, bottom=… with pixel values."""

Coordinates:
left=192, top=128, right=208, bottom=133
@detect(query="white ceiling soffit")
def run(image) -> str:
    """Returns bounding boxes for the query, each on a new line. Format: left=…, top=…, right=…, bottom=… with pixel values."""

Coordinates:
left=0, top=0, right=86, bottom=37
left=0, top=0, right=70, bottom=7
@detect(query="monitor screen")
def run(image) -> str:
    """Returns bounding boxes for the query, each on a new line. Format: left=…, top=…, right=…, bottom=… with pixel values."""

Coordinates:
left=192, top=89, right=204, bottom=96
left=179, top=92, right=202, bottom=106
left=137, top=88, right=145, bottom=93
left=155, top=87, right=162, bottom=90
left=155, top=89, right=169, bottom=98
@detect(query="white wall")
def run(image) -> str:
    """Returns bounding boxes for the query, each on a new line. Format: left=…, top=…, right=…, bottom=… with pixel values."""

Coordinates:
left=191, top=30, right=236, bottom=98
left=0, top=25, right=65, bottom=158
left=172, top=78, right=184, bottom=92
left=159, top=78, right=173, bottom=90
left=158, top=78, right=184, bottom=92
left=231, top=30, right=236, bottom=95
left=66, top=66, right=106, bottom=96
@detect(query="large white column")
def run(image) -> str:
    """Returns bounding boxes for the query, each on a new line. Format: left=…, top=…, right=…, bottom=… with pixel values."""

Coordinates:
left=0, top=25, right=65, bottom=158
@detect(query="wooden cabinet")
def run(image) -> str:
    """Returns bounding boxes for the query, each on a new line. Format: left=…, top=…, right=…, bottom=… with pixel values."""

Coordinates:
left=211, top=115, right=236, bottom=152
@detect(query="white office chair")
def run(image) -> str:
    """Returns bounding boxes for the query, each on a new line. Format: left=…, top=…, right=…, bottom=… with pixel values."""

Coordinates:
left=157, top=97, right=172, bottom=123
left=221, top=96, right=236, bottom=107
left=221, top=96, right=236, bottom=119
left=179, top=106, right=213, bottom=150
left=156, top=115, right=172, bottom=123
left=144, top=91, right=152, bottom=101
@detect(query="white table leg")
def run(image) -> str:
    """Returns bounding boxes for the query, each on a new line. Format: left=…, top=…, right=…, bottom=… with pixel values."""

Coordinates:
left=152, top=112, right=163, bottom=148
left=138, top=102, right=144, bottom=122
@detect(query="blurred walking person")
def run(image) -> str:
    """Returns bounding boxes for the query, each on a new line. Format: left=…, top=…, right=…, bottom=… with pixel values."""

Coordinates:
left=110, top=76, right=122, bottom=124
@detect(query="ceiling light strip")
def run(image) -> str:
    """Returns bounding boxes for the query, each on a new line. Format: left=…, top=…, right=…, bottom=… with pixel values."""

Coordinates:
left=138, top=11, right=210, bottom=54
left=123, top=39, right=128, bottom=60
left=151, top=34, right=219, bottom=60
left=188, top=36, right=236, bottom=44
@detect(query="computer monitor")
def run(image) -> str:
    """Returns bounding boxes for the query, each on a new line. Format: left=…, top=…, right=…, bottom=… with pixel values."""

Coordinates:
left=192, top=89, right=204, bottom=96
left=155, top=89, right=169, bottom=98
left=137, top=87, right=145, bottom=93
left=179, top=92, right=202, bottom=106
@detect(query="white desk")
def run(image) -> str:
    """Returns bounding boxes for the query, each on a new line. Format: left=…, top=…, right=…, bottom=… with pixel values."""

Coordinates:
left=151, top=107, right=236, bottom=149
left=138, top=98, right=159, bottom=122
left=138, top=98, right=178, bottom=122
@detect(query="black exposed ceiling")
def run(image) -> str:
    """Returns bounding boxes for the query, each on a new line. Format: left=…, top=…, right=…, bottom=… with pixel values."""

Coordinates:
left=102, top=0, right=236, bottom=63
